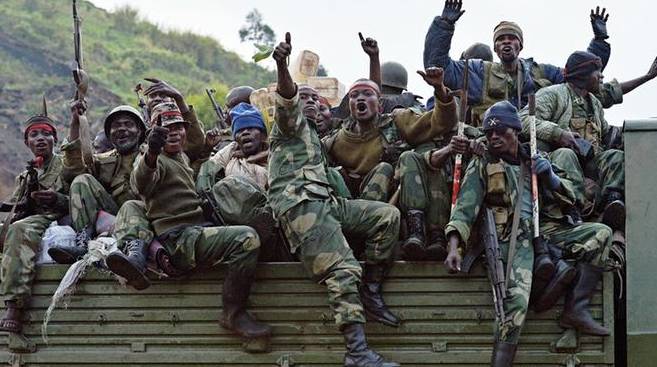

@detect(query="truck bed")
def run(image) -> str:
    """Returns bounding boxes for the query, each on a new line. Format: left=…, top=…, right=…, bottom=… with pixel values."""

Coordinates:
left=1, top=262, right=614, bottom=366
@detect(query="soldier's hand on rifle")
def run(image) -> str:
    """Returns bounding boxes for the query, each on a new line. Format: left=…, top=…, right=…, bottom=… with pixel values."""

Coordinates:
left=590, top=6, right=609, bottom=40
left=147, top=126, right=169, bottom=155
left=418, top=67, right=451, bottom=103
left=533, top=154, right=562, bottom=190
left=444, top=233, right=462, bottom=273
left=31, top=190, right=58, bottom=207
left=144, top=78, right=189, bottom=114
left=359, top=33, right=379, bottom=57
left=448, top=135, right=470, bottom=156
left=557, top=131, right=582, bottom=155
left=441, top=0, right=465, bottom=25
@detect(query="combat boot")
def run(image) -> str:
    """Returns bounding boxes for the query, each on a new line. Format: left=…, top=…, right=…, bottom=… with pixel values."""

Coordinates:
left=48, top=226, right=93, bottom=264
left=0, top=300, right=23, bottom=334
left=219, top=270, right=272, bottom=339
left=533, top=259, right=577, bottom=313
left=532, top=236, right=555, bottom=283
left=342, top=323, right=399, bottom=367
left=401, top=210, right=426, bottom=260
left=425, top=228, right=448, bottom=261
left=560, top=263, right=610, bottom=336
left=601, top=191, right=625, bottom=232
left=360, top=264, right=400, bottom=327
left=106, top=239, right=151, bottom=290
left=491, top=340, right=517, bottom=367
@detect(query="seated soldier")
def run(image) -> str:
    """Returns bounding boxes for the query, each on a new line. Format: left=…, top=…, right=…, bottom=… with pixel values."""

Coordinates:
left=445, top=101, right=613, bottom=365
left=316, top=96, right=339, bottom=138
left=519, top=51, right=625, bottom=231
left=204, top=85, right=257, bottom=153
left=129, top=101, right=271, bottom=340
left=270, top=33, right=400, bottom=367
left=0, top=111, right=69, bottom=334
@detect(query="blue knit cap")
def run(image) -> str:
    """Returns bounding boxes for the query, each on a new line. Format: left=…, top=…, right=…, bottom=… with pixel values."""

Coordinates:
left=230, top=102, right=266, bottom=137
left=482, top=101, right=522, bottom=132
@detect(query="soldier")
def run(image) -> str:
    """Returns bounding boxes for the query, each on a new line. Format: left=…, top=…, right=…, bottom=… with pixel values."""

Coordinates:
left=423, top=0, right=613, bottom=125
left=129, top=101, right=271, bottom=340
left=461, top=42, right=493, bottom=62
left=323, top=37, right=458, bottom=203
left=205, top=85, right=256, bottom=152
left=0, top=112, right=69, bottom=333
left=270, top=33, right=400, bottom=367
left=316, top=96, right=338, bottom=138
left=444, top=101, right=612, bottom=365
left=380, top=61, right=425, bottom=113
left=519, top=51, right=626, bottom=231
left=48, top=79, right=208, bottom=264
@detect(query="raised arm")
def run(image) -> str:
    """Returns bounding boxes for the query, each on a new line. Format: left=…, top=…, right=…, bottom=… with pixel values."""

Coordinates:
left=359, top=32, right=381, bottom=89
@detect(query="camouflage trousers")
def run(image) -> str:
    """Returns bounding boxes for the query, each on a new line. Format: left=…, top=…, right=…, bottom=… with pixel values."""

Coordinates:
left=398, top=150, right=451, bottom=229
left=342, top=163, right=395, bottom=202
left=159, top=225, right=260, bottom=275
left=0, top=214, right=58, bottom=304
left=279, top=197, right=400, bottom=328
left=541, top=221, right=612, bottom=267
left=550, top=148, right=624, bottom=209
left=113, top=200, right=154, bottom=250
left=70, top=174, right=119, bottom=232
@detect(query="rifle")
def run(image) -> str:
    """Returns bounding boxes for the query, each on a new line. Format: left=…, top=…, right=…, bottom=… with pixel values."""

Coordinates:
left=71, top=0, right=93, bottom=170
left=199, top=190, right=226, bottom=226
left=450, top=59, right=470, bottom=211
left=205, top=88, right=228, bottom=129
left=481, top=207, right=507, bottom=323
left=0, top=157, right=43, bottom=252
left=134, top=83, right=150, bottom=125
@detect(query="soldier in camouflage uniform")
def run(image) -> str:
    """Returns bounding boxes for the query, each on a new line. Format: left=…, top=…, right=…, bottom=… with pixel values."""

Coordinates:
left=444, top=101, right=612, bottom=366
left=129, top=101, right=271, bottom=340
left=0, top=113, right=69, bottom=334
left=270, top=33, right=399, bottom=367
left=519, top=51, right=626, bottom=232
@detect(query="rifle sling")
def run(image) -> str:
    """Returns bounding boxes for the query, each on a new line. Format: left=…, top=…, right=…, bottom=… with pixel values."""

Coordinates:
left=505, top=162, right=527, bottom=289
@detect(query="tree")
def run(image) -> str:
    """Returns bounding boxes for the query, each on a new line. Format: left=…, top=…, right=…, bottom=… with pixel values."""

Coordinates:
left=239, top=9, right=275, bottom=48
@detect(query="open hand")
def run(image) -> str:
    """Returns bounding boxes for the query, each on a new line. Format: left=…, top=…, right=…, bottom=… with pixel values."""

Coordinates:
left=441, top=0, right=465, bottom=25
left=590, top=6, right=609, bottom=40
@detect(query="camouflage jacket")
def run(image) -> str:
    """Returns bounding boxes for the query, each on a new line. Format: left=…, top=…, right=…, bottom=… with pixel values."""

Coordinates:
left=445, top=147, right=576, bottom=245
left=519, top=83, right=609, bottom=152
left=9, top=154, right=68, bottom=216
left=268, top=90, right=335, bottom=218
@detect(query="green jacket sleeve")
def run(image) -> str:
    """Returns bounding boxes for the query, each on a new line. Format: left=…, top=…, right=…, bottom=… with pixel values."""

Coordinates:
left=393, top=94, right=457, bottom=146
left=274, top=90, right=304, bottom=137
left=444, top=156, right=486, bottom=243
left=519, top=87, right=565, bottom=144
left=595, top=79, right=623, bottom=108
left=131, top=154, right=164, bottom=199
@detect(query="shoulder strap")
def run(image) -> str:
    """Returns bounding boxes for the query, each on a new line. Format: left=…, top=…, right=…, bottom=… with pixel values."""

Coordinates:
left=505, top=162, right=527, bottom=288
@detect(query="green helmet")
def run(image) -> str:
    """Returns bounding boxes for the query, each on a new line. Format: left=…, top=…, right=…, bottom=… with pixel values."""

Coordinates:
left=226, top=86, right=255, bottom=109
left=103, top=105, right=147, bottom=144
left=381, top=61, right=408, bottom=91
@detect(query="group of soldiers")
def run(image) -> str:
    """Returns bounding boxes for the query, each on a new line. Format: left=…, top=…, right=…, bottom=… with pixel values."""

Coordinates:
left=1, top=1, right=655, bottom=366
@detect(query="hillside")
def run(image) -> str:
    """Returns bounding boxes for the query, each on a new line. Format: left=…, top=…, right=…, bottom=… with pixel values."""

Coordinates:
left=0, top=0, right=275, bottom=198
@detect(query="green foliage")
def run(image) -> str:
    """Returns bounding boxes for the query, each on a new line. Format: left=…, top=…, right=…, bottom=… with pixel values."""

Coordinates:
left=238, top=9, right=276, bottom=48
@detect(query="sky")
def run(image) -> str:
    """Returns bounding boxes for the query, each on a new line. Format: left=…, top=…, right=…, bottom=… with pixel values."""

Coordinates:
left=90, top=0, right=656, bottom=125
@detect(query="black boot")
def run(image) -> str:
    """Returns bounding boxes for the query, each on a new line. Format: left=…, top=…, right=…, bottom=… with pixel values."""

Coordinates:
left=425, top=228, right=448, bottom=261
left=342, top=323, right=399, bottom=367
left=532, top=236, right=555, bottom=282
left=401, top=210, right=426, bottom=260
left=360, top=264, right=400, bottom=327
left=601, top=191, right=625, bottom=232
left=560, top=263, right=610, bottom=336
left=219, top=270, right=272, bottom=339
left=106, top=240, right=151, bottom=290
left=533, top=259, right=576, bottom=313
left=48, top=226, right=93, bottom=264
left=563, top=205, right=583, bottom=226
left=491, top=341, right=517, bottom=367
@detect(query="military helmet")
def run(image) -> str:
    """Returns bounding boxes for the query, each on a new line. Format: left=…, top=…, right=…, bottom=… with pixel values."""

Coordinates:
left=381, top=61, right=408, bottom=91
left=103, top=105, right=147, bottom=144
left=226, top=86, right=255, bottom=109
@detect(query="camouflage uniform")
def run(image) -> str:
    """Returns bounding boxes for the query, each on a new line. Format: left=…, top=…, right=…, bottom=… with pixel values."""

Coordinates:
left=519, top=83, right=624, bottom=209
left=1, top=155, right=68, bottom=305
left=446, top=150, right=610, bottom=343
left=269, top=90, right=400, bottom=328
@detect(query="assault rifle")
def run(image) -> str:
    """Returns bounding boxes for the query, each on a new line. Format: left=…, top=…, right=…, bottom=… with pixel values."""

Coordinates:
left=481, top=207, right=507, bottom=323
left=71, top=0, right=93, bottom=170
left=134, top=83, right=150, bottom=125
left=205, top=88, right=228, bottom=130
left=450, top=59, right=470, bottom=211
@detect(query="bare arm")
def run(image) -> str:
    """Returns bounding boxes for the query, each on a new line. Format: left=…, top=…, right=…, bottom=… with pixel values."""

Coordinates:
left=360, top=33, right=381, bottom=88
left=619, top=56, right=657, bottom=95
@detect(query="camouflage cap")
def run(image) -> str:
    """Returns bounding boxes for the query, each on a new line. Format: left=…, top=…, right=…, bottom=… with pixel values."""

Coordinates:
left=150, top=101, right=187, bottom=127
left=493, top=21, right=523, bottom=48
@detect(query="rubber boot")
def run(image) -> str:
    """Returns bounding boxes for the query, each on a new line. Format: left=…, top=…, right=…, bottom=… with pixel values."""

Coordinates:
left=401, top=210, right=426, bottom=260
left=560, top=263, right=610, bottom=336
left=48, top=225, right=93, bottom=264
left=219, top=270, right=272, bottom=339
left=532, top=236, right=555, bottom=284
left=601, top=191, right=625, bottom=232
left=425, top=228, right=448, bottom=261
left=106, top=239, right=151, bottom=290
left=0, top=300, right=23, bottom=334
left=342, top=323, right=400, bottom=367
left=360, top=264, right=400, bottom=327
left=491, top=341, right=517, bottom=367
left=533, top=259, right=577, bottom=312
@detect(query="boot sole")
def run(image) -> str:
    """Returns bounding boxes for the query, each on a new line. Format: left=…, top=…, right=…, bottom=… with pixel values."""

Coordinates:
left=106, top=254, right=151, bottom=291
left=47, top=248, right=78, bottom=265
left=602, top=200, right=625, bottom=232
left=559, top=318, right=610, bottom=336
left=402, top=240, right=426, bottom=261
left=218, top=318, right=272, bottom=339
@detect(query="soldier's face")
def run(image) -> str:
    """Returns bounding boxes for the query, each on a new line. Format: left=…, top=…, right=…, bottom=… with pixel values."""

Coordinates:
left=26, top=128, right=55, bottom=160
left=147, top=93, right=175, bottom=112
left=299, top=87, right=320, bottom=120
left=316, top=103, right=333, bottom=135
left=236, top=127, right=265, bottom=157
left=349, top=87, right=380, bottom=122
left=494, top=35, right=522, bottom=63
left=586, top=70, right=602, bottom=94
left=163, top=122, right=186, bottom=154
left=109, top=115, right=142, bottom=154
left=485, top=126, right=518, bottom=156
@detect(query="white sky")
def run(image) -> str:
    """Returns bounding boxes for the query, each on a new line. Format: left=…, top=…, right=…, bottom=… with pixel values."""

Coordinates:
left=90, top=0, right=656, bottom=125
